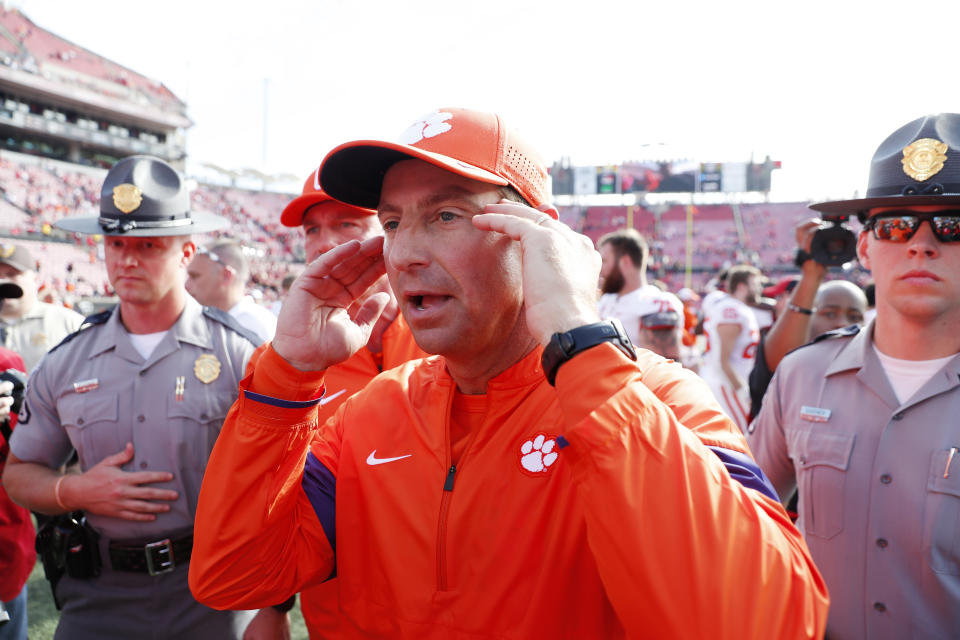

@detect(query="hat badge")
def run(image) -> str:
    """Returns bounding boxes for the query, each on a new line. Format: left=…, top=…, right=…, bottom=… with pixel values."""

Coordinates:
left=901, top=138, right=948, bottom=182
left=1, top=244, right=13, bottom=259
left=112, top=184, right=143, bottom=214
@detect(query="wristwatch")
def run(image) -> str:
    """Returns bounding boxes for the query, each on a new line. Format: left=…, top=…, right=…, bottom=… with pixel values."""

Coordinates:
left=794, top=247, right=814, bottom=268
left=541, top=319, right=637, bottom=386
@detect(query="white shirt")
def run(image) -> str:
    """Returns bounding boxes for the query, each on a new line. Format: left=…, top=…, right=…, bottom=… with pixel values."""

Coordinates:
left=873, top=345, right=957, bottom=405
left=228, top=295, right=277, bottom=345
left=598, top=285, right=684, bottom=346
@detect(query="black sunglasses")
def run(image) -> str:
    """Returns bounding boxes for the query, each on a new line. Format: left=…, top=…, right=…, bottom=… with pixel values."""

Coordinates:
left=863, top=211, right=960, bottom=243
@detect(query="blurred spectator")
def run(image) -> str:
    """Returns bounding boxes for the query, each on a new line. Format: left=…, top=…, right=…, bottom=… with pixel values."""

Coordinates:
left=269, top=273, right=297, bottom=317
left=700, top=265, right=761, bottom=432
left=0, top=243, right=83, bottom=372
left=762, top=276, right=799, bottom=320
left=186, top=240, right=277, bottom=345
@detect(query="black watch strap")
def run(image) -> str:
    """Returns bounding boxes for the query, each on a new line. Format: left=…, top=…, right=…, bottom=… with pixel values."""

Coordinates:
left=541, top=319, right=637, bottom=386
left=794, top=248, right=814, bottom=268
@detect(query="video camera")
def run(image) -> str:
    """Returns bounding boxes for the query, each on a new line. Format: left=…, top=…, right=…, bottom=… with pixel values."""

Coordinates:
left=0, top=368, right=27, bottom=417
left=809, top=214, right=858, bottom=266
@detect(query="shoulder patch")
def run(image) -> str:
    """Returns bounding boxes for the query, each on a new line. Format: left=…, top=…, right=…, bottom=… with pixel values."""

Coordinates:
left=202, top=306, right=262, bottom=346
left=46, top=308, right=113, bottom=356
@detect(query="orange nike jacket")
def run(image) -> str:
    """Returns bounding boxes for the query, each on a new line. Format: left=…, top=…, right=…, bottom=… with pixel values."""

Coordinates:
left=191, top=343, right=828, bottom=639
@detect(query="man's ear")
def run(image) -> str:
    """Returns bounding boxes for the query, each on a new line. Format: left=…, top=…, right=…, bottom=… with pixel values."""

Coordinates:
left=856, top=231, right=870, bottom=271
left=181, top=240, right=197, bottom=267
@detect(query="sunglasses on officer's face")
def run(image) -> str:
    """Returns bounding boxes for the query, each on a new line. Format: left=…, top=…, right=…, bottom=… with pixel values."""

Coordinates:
left=863, top=211, right=960, bottom=243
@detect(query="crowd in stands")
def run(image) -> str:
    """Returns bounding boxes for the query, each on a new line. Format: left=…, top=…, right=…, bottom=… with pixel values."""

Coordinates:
left=0, top=8, right=182, bottom=111
left=0, top=150, right=869, bottom=316
left=0, top=152, right=301, bottom=307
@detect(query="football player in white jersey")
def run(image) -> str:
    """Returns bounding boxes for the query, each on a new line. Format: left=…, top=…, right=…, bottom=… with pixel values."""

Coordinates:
left=596, top=229, right=684, bottom=346
left=700, top=265, right=761, bottom=431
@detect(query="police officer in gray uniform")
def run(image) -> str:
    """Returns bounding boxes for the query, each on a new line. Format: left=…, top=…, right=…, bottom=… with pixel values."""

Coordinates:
left=2, top=156, right=259, bottom=639
left=749, top=114, right=960, bottom=639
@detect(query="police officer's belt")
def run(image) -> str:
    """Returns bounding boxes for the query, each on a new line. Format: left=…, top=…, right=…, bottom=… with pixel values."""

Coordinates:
left=108, top=534, right=192, bottom=576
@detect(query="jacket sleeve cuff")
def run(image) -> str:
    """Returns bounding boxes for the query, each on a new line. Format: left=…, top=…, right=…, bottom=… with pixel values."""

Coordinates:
left=250, top=344, right=326, bottom=402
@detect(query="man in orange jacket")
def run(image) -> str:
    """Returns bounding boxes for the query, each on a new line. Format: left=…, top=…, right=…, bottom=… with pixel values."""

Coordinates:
left=241, top=173, right=425, bottom=639
left=191, top=108, right=829, bottom=638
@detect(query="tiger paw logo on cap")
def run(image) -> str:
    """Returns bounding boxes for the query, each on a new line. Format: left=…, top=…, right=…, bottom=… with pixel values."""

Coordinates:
left=518, top=433, right=559, bottom=477
left=398, top=111, right=453, bottom=145
left=901, top=138, right=948, bottom=181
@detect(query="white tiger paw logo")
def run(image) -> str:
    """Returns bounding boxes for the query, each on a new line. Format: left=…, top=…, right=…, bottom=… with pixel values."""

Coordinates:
left=398, top=111, right=453, bottom=144
left=520, top=434, right=558, bottom=474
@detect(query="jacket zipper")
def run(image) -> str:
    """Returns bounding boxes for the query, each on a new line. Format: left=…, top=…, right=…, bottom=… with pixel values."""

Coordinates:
left=436, top=464, right=456, bottom=591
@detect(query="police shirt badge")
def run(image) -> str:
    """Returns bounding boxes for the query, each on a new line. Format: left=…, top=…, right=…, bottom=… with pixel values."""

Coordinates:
left=31, top=332, right=47, bottom=347
left=112, top=184, right=143, bottom=214
left=901, top=138, right=948, bottom=182
left=193, top=354, right=221, bottom=384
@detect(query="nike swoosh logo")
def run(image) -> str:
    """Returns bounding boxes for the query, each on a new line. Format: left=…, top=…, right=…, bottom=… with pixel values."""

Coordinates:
left=319, top=389, right=347, bottom=406
left=366, top=450, right=412, bottom=466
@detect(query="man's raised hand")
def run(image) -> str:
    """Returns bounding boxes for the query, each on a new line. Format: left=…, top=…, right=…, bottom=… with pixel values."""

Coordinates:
left=273, top=237, right=390, bottom=371
left=473, top=202, right=601, bottom=344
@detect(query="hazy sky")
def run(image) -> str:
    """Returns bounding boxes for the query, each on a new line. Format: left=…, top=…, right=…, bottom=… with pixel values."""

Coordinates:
left=12, top=0, right=960, bottom=201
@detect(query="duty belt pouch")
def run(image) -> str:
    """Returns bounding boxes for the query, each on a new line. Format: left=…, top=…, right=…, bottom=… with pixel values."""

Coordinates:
left=35, top=511, right=101, bottom=610
left=63, top=512, right=101, bottom=579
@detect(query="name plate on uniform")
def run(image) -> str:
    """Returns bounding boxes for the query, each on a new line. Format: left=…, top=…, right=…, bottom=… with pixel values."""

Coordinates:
left=800, top=405, right=831, bottom=423
left=72, top=378, right=99, bottom=394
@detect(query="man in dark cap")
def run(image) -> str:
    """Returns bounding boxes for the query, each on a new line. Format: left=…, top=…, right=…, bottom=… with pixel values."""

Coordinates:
left=1, top=155, right=260, bottom=639
left=749, top=114, right=960, bottom=638
left=0, top=243, right=84, bottom=373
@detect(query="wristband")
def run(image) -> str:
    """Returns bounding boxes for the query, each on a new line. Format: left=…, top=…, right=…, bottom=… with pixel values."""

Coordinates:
left=794, top=248, right=815, bottom=268
left=54, top=475, right=69, bottom=511
left=787, top=303, right=814, bottom=315
left=272, top=594, right=296, bottom=613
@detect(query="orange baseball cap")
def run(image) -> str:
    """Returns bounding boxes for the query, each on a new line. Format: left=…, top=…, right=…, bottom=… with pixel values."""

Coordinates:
left=280, top=166, right=376, bottom=227
left=318, top=107, right=553, bottom=216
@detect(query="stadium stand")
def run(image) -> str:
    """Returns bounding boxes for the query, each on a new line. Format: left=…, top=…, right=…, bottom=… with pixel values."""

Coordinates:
left=0, top=150, right=298, bottom=306
left=0, top=7, right=844, bottom=314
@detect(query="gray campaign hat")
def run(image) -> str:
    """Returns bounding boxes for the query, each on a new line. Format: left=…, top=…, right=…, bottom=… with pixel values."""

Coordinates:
left=56, top=155, right=228, bottom=236
left=811, top=113, right=960, bottom=221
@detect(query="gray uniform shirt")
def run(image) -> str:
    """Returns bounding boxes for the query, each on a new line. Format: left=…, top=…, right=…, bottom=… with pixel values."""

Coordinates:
left=11, top=297, right=254, bottom=542
left=1, top=300, right=84, bottom=373
left=749, top=321, right=960, bottom=639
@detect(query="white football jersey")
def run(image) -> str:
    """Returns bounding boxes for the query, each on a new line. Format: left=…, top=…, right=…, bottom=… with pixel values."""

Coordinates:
left=700, top=295, right=760, bottom=385
left=598, top=285, right=684, bottom=345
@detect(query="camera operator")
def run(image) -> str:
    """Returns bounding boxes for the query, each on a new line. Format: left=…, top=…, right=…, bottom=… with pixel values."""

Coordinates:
left=747, top=219, right=867, bottom=419
left=0, top=280, right=31, bottom=640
